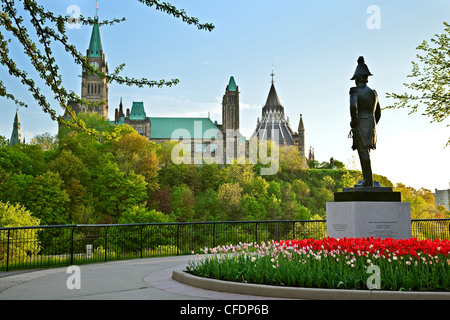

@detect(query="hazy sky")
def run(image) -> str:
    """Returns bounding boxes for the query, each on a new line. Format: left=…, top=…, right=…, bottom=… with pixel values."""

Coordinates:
left=1, top=0, right=449, bottom=191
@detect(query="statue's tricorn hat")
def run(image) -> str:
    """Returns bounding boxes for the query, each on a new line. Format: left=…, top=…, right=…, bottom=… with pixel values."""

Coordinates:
left=351, top=56, right=373, bottom=80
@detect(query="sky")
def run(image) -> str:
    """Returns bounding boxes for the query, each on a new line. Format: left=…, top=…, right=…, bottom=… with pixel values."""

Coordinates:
left=1, top=0, right=449, bottom=191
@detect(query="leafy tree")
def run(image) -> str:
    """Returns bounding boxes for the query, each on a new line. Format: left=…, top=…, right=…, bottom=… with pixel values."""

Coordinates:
left=386, top=22, right=450, bottom=147
left=169, top=184, right=195, bottom=222
left=265, top=194, right=282, bottom=220
left=118, top=205, right=169, bottom=224
left=112, top=132, right=159, bottom=192
left=0, top=142, right=35, bottom=175
left=158, top=162, right=190, bottom=189
left=16, top=143, right=47, bottom=176
left=291, top=179, right=310, bottom=203
left=217, top=182, right=243, bottom=221
left=91, top=154, right=147, bottom=221
left=267, top=181, right=282, bottom=199
left=0, top=172, right=34, bottom=205
left=24, top=171, right=70, bottom=225
left=247, top=176, right=269, bottom=199
left=0, top=201, right=41, bottom=262
left=29, top=132, right=57, bottom=151
left=240, top=194, right=267, bottom=221
left=224, top=161, right=255, bottom=193
left=199, top=162, right=226, bottom=191
left=46, top=149, right=91, bottom=186
left=0, top=0, right=214, bottom=139
left=0, top=201, right=40, bottom=227
left=194, top=188, right=222, bottom=221
left=155, top=141, right=179, bottom=174
left=56, top=131, right=104, bottom=170
left=394, top=183, right=444, bottom=219
left=147, top=188, right=172, bottom=215
left=46, top=149, right=95, bottom=222
left=279, top=145, right=307, bottom=173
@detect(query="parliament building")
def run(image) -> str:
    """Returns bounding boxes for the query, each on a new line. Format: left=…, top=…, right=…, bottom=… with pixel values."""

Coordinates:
left=65, top=18, right=310, bottom=163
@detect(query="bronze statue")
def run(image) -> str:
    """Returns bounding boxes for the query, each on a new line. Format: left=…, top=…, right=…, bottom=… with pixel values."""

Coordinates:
left=349, top=56, right=381, bottom=187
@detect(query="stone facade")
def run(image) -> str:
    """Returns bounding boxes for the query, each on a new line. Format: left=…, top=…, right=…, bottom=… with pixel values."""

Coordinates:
left=113, top=100, right=151, bottom=138
left=434, top=187, right=450, bottom=210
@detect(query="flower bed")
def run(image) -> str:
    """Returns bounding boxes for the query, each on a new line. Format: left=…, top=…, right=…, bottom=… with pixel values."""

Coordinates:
left=187, top=237, right=450, bottom=292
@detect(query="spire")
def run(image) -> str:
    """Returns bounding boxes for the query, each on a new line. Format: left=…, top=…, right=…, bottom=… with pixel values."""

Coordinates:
left=87, top=18, right=102, bottom=57
left=9, top=109, right=22, bottom=146
left=227, top=76, right=237, bottom=91
left=271, top=63, right=275, bottom=84
left=298, top=114, right=305, bottom=132
left=118, top=97, right=124, bottom=117
left=265, top=65, right=281, bottom=107
left=265, top=82, right=282, bottom=108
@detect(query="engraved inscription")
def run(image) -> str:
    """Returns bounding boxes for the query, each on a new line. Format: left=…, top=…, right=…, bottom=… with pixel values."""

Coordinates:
left=367, top=221, right=398, bottom=238
left=332, top=224, right=348, bottom=232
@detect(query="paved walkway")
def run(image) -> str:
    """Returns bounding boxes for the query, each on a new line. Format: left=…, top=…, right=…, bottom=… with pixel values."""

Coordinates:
left=0, top=255, right=283, bottom=300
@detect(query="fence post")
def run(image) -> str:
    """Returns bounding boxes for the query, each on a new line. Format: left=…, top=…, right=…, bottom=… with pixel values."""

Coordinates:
left=105, top=226, right=109, bottom=262
left=255, top=222, right=258, bottom=244
left=70, top=226, right=76, bottom=266
left=293, top=221, right=296, bottom=240
left=176, top=224, right=180, bottom=256
left=140, top=225, right=144, bottom=259
left=6, top=229, right=10, bottom=271
left=213, top=223, right=216, bottom=249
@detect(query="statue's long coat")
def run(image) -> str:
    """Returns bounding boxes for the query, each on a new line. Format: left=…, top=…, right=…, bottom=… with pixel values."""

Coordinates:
left=349, top=85, right=381, bottom=150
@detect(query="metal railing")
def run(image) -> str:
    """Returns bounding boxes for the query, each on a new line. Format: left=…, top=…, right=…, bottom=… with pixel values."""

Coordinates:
left=1, top=219, right=449, bottom=271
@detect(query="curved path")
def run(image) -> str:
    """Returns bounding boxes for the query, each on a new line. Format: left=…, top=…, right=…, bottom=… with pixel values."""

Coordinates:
left=0, top=256, right=283, bottom=300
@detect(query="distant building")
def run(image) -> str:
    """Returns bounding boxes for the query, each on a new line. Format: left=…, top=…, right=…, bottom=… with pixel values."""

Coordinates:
left=113, top=100, right=151, bottom=138
left=434, top=186, right=450, bottom=210
left=9, top=109, right=23, bottom=146
left=251, top=73, right=310, bottom=161
left=65, top=16, right=314, bottom=164
left=64, top=19, right=243, bottom=163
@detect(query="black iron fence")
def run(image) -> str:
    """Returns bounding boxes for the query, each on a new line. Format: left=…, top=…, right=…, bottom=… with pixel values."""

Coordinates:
left=1, top=219, right=449, bottom=271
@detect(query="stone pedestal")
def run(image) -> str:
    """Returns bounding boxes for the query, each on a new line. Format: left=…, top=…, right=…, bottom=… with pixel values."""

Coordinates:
left=327, top=185, right=412, bottom=240
left=326, top=202, right=412, bottom=240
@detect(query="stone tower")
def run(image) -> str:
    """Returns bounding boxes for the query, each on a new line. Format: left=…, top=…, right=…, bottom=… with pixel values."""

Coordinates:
left=80, top=17, right=109, bottom=118
left=251, top=73, right=297, bottom=146
left=297, top=114, right=305, bottom=158
left=9, top=109, right=22, bottom=146
left=251, top=71, right=308, bottom=162
left=222, top=76, right=239, bottom=134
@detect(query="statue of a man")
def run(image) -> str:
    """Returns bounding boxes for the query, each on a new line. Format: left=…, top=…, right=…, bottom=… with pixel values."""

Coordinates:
left=349, top=56, right=381, bottom=187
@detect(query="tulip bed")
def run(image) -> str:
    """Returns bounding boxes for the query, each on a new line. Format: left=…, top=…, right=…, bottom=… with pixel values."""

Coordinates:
left=187, top=237, right=450, bottom=291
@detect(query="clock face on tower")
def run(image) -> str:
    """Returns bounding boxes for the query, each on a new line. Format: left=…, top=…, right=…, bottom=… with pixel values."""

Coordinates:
left=92, top=62, right=99, bottom=68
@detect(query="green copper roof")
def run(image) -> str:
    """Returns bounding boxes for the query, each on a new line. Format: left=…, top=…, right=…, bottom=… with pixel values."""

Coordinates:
left=227, top=76, right=237, bottom=91
left=88, top=19, right=102, bottom=57
left=149, top=117, right=221, bottom=139
left=129, top=102, right=147, bottom=120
